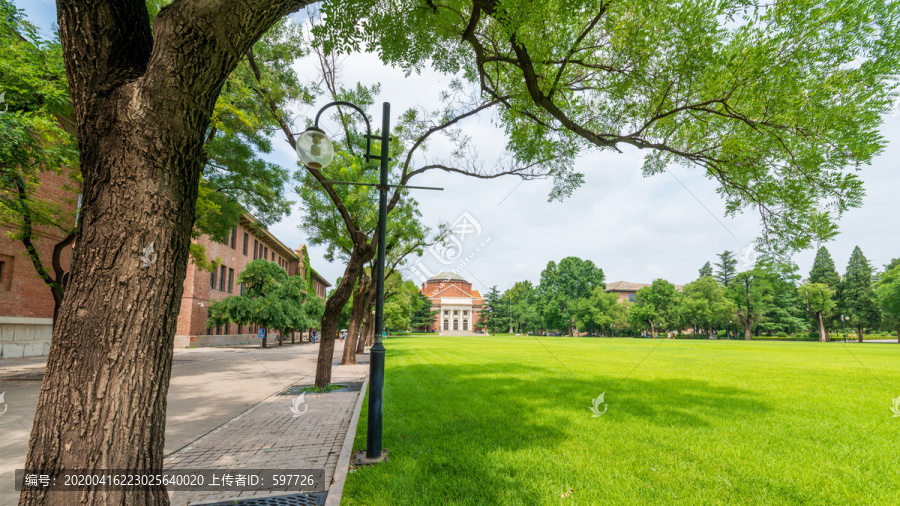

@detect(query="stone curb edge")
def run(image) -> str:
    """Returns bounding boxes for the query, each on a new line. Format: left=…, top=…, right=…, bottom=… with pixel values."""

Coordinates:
left=324, top=366, right=370, bottom=506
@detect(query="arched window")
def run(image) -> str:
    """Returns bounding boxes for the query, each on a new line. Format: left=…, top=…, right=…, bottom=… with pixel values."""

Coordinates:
left=453, top=320, right=458, bottom=330
left=443, top=320, right=449, bottom=330
left=463, top=320, right=468, bottom=331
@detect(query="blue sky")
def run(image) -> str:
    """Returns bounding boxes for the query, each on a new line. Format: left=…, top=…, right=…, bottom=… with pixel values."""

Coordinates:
left=19, top=2, right=900, bottom=292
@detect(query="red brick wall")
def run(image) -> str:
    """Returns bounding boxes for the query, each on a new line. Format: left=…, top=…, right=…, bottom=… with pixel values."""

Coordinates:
left=0, top=171, right=76, bottom=319
left=175, top=223, right=302, bottom=338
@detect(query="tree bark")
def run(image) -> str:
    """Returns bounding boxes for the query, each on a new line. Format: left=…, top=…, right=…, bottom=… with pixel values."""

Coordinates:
left=22, top=1, right=314, bottom=504
left=362, top=310, right=375, bottom=347
left=316, top=245, right=373, bottom=387
left=356, top=314, right=369, bottom=354
left=857, top=325, right=864, bottom=343
left=744, top=321, right=752, bottom=341
left=341, top=274, right=370, bottom=365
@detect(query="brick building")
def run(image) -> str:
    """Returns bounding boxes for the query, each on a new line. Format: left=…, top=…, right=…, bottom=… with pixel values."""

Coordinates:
left=173, top=213, right=330, bottom=348
left=420, top=272, right=484, bottom=335
left=605, top=280, right=684, bottom=302
left=2, top=204, right=330, bottom=356
left=0, top=171, right=77, bottom=359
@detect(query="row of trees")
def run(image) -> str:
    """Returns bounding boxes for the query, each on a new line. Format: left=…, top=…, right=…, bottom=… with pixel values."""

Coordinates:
left=205, top=259, right=325, bottom=348
left=479, top=248, right=900, bottom=343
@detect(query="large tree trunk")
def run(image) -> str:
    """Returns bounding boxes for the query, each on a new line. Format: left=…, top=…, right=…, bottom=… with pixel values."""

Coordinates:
left=744, top=321, right=752, bottom=341
left=22, top=2, right=312, bottom=504
left=342, top=274, right=370, bottom=365
left=857, top=325, right=864, bottom=343
left=817, top=315, right=827, bottom=343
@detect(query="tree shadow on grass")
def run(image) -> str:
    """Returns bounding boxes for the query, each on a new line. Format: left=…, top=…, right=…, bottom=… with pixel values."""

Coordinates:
left=346, top=360, right=771, bottom=505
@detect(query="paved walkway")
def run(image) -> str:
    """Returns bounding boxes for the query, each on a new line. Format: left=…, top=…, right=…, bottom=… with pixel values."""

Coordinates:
left=1, top=342, right=368, bottom=506
left=165, top=356, right=369, bottom=505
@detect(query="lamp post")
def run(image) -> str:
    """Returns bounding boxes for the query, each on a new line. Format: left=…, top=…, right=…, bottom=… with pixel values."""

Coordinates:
left=841, top=314, right=847, bottom=343
left=296, top=101, right=441, bottom=464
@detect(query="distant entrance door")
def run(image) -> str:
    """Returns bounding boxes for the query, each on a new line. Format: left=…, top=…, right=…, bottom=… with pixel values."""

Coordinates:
left=453, top=320, right=458, bottom=330
left=463, top=320, right=468, bottom=330
left=443, top=320, right=449, bottom=330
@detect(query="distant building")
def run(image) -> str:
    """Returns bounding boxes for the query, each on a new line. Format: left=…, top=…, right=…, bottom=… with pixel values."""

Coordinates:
left=420, top=272, right=484, bottom=335
left=605, top=281, right=684, bottom=303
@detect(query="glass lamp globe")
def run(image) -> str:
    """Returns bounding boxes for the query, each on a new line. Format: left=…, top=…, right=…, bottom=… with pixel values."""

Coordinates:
left=296, top=127, right=334, bottom=169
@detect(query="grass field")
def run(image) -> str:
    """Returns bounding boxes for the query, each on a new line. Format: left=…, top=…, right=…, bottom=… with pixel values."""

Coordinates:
left=343, top=335, right=899, bottom=505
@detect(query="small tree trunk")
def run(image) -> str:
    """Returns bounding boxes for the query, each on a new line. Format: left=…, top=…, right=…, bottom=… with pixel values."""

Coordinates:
left=649, top=321, right=655, bottom=338
left=745, top=321, right=752, bottom=341
left=356, top=320, right=368, bottom=354
left=857, top=326, right=864, bottom=343
left=817, top=315, right=827, bottom=343
left=316, top=247, right=372, bottom=387
left=262, top=328, right=268, bottom=348
left=342, top=275, right=370, bottom=365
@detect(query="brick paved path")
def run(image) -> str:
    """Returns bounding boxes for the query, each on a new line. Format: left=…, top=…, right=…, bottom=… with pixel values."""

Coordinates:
left=165, top=359, right=369, bottom=505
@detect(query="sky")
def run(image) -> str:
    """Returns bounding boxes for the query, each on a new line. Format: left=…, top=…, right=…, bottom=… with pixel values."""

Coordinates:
left=20, top=3, right=900, bottom=294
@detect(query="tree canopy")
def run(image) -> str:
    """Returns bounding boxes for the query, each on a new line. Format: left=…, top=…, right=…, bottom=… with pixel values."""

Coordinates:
left=318, top=0, right=900, bottom=252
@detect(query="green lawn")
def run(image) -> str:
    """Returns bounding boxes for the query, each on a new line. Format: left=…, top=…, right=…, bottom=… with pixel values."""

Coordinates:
left=344, top=335, right=899, bottom=505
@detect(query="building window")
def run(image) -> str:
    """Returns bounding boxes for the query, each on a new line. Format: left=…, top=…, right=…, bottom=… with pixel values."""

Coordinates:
left=207, top=325, right=211, bottom=335
left=253, top=240, right=258, bottom=259
left=230, top=228, right=236, bottom=248
left=444, top=310, right=449, bottom=316
left=240, top=283, right=244, bottom=295
left=628, top=293, right=635, bottom=302
left=0, top=255, right=12, bottom=291
left=238, top=324, right=243, bottom=334
left=453, top=310, right=458, bottom=316
left=227, top=268, right=234, bottom=293
left=463, top=310, right=468, bottom=316
left=263, top=246, right=268, bottom=260
left=210, top=269, right=216, bottom=290
left=453, top=320, right=458, bottom=330
left=243, top=233, right=249, bottom=255
left=219, top=265, right=226, bottom=291
left=271, top=251, right=275, bottom=261
left=443, top=320, right=449, bottom=330
left=463, top=320, right=468, bottom=331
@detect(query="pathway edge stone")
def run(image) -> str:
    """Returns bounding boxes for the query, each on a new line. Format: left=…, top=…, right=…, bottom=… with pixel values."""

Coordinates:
left=325, top=372, right=370, bottom=506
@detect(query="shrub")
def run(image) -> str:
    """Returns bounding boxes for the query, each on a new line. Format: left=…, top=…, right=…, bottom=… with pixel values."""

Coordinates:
left=776, top=331, right=788, bottom=338
left=808, top=332, right=819, bottom=339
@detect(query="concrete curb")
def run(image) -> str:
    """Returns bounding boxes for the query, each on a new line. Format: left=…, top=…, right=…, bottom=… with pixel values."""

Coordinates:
left=325, top=369, right=370, bottom=506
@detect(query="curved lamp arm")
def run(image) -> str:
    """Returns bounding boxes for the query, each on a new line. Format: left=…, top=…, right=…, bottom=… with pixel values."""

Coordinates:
left=314, top=101, right=375, bottom=161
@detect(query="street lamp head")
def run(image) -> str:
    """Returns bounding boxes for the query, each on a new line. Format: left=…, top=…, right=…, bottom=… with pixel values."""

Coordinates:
left=296, top=127, right=334, bottom=169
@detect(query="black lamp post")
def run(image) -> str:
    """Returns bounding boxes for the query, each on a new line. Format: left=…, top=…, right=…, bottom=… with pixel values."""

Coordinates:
left=841, top=314, right=847, bottom=343
left=297, top=101, right=441, bottom=464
